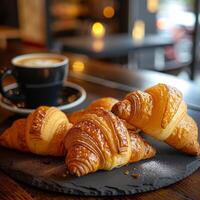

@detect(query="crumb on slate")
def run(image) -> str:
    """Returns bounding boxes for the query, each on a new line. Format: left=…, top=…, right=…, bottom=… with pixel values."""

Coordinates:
left=62, top=173, right=67, bottom=177
left=62, top=170, right=69, bottom=177
left=124, top=170, right=129, bottom=175
left=132, top=173, right=140, bottom=179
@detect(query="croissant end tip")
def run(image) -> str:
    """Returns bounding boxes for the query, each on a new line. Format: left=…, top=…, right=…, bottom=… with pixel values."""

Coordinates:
left=68, top=165, right=86, bottom=177
left=71, top=168, right=82, bottom=177
left=111, top=102, right=123, bottom=117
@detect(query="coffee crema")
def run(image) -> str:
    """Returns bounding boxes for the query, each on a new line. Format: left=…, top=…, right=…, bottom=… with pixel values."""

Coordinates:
left=16, top=57, right=64, bottom=67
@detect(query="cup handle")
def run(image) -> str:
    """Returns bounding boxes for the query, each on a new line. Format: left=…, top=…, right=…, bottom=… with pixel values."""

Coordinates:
left=0, top=67, right=25, bottom=102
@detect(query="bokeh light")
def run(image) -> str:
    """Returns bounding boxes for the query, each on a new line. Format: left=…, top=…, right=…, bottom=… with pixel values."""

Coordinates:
left=147, top=0, right=159, bottom=13
left=103, top=6, right=115, bottom=18
left=132, top=20, right=145, bottom=41
left=92, top=40, right=104, bottom=52
left=72, top=61, right=85, bottom=72
left=91, top=22, right=105, bottom=38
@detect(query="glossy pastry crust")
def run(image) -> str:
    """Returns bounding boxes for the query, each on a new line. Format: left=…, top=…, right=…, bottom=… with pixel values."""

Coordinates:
left=65, top=108, right=155, bottom=176
left=0, top=119, right=28, bottom=152
left=69, top=97, right=119, bottom=124
left=0, top=106, right=72, bottom=156
left=129, top=131, right=156, bottom=163
left=112, top=83, right=200, bottom=155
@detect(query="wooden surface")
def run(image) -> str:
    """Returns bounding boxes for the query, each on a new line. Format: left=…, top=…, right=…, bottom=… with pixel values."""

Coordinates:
left=0, top=26, right=20, bottom=49
left=0, top=172, right=34, bottom=200
left=0, top=26, right=20, bottom=39
left=0, top=42, right=200, bottom=199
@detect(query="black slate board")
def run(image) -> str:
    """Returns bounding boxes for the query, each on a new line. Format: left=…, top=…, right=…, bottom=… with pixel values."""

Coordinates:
left=0, top=109, right=200, bottom=196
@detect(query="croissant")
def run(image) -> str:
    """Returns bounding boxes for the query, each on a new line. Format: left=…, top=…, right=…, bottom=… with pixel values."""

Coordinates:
left=69, top=97, right=119, bottom=124
left=112, top=83, right=200, bottom=155
left=0, top=106, right=72, bottom=156
left=0, top=119, right=28, bottom=152
left=65, top=108, right=155, bottom=176
left=69, top=97, right=137, bottom=131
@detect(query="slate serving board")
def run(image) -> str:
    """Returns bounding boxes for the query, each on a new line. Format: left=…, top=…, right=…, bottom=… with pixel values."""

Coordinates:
left=0, top=109, right=200, bottom=196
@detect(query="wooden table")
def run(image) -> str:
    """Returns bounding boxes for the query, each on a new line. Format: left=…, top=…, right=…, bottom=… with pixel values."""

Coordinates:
left=58, top=34, right=174, bottom=58
left=0, top=26, right=20, bottom=49
left=0, top=43, right=200, bottom=200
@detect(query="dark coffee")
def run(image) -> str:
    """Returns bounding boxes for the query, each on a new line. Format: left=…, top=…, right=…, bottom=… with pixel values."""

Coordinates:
left=0, top=53, right=68, bottom=108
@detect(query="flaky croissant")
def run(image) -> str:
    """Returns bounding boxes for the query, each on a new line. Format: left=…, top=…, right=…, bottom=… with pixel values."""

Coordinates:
left=69, top=97, right=137, bottom=131
left=65, top=108, right=155, bottom=176
left=69, top=97, right=119, bottom=124
left=0, top=106, right=72, bottom=156
left=112, top=83, right=200, bottom=155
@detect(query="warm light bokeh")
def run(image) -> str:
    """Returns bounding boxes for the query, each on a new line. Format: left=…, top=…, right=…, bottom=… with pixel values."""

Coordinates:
left=132, top=20, right=145, bottom=41
left=72, top=61, right=85, bottom=72
left=147, top=0, right=159, bottom=13
left=92, top=39, right=104, bottom=52
left=91, top=22, right=105, bottom=38
left=103, top=6, right=115, bottom=18
left=156, top=18, right=166, bottom=30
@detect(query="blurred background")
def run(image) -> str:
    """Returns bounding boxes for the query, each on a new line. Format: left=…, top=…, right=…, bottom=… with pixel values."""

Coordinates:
left=0, top=0, right=200, bottom=85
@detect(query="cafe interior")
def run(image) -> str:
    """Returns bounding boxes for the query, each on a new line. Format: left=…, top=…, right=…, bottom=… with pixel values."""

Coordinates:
left=0, top=0, right=200, bottom=200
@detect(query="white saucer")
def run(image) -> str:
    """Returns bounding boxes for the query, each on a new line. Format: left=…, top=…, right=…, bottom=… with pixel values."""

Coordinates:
left=0, top=81, right=86, bottom=115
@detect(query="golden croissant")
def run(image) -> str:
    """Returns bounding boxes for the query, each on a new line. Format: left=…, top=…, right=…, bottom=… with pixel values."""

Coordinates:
left=69, top=97, right=119, bottom=124
left=112, top=83, right=200, bottom=156
left=65, top=108, right=155, bottom=176
left=69, top=97, right=137, bottom=131
left=0, top=106, right=72, bottom=156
